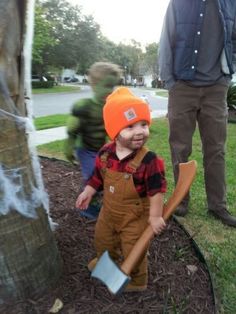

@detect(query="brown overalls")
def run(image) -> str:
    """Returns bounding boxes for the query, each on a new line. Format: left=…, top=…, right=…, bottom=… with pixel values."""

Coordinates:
left=94, top=147, right=150, bottom=286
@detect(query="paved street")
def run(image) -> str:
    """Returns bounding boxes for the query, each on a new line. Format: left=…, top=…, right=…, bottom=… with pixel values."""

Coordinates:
left=32, top=85, right=168, bottom=117
left=32, top=85, right=91, bottom=117
left=33, top=86, right=168, bottom=145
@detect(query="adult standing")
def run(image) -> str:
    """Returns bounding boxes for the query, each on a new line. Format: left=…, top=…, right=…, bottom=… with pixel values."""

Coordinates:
left=159, top=0, right=236, bottom=227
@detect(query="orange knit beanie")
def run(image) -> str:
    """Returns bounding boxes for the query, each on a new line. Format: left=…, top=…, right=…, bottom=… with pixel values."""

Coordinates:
left=103, top=87, right=151, bottom=140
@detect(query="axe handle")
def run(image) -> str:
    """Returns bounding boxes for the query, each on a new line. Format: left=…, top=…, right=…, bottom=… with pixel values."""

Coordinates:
left=121, top=160, right=197, bottom=276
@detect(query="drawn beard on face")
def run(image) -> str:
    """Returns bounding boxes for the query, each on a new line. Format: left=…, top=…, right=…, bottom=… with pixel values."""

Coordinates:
left=117, top=133, right=148, bottom=150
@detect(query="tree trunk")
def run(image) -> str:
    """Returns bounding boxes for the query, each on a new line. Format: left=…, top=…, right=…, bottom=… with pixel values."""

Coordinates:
left=0, top=0, right=62, bottom=303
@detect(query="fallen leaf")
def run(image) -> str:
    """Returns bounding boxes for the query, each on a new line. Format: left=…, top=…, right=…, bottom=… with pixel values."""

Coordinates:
left=187, top=265, right=198, bottom=275
left=49, top=298, right=63, bottom=313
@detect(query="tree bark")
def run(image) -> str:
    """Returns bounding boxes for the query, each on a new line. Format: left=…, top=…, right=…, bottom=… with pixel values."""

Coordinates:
left=0, top=0, right=62, bottom=303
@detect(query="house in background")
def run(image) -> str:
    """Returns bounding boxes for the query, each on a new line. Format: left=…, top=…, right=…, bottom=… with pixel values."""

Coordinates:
left=142, top=74, right=153, bottom=87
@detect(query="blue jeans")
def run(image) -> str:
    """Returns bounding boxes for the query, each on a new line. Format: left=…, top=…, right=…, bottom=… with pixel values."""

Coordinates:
left=75, top=148, right=101, bottom=219
left=75, top=147, right=97, bottom=184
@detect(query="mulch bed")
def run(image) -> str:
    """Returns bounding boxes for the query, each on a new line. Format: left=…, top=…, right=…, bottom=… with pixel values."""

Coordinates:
left=1, top=158, right=215, bottom=313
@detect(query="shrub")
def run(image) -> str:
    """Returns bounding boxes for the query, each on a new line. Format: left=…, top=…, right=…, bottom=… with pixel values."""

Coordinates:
left=32, top=81, right=54, bottom=89
left=151, top=79, right=165, bottom=89
left=151, top=79, right=157, bottom=88
left=227, top=83, right=236, bottom=110
left=227, top=83, right=236, bottom=123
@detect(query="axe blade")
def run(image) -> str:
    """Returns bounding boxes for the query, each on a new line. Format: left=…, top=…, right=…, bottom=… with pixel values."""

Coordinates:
left=91, top=250, right=131, bottom=294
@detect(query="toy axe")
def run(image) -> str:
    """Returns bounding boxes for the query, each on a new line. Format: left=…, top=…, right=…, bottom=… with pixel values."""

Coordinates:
left=91, top=160, right=197, bottom=294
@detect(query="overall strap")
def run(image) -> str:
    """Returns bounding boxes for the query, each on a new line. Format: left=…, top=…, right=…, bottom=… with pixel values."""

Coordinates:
left=126, top=146, right=149, bottom=174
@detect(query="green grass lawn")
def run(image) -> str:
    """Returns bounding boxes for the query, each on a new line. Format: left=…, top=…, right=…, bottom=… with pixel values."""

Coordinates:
left=32, top=85, right=81, bottom=94
left=34, top=114, right=69, bottom=130
left=155, top=89, right=168, bottom=98
left=37, top=118, right=236, bottom=313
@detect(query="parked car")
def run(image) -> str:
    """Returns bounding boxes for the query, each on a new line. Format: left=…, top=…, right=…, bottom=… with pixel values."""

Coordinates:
left=64, top=77, right=79, bottom=83
left=32, top=75, right=47, bottom=82
left=31, top=75, right=54, bottom=89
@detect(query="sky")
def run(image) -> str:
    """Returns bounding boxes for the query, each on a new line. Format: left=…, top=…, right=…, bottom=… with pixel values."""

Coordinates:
left=67, top=0, right=170, bottom=46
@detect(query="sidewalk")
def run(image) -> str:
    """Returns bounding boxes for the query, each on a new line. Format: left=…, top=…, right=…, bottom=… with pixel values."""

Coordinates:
left=34, top=110, right=167, bottom=146
left=34, top=126, right=67, bottom=146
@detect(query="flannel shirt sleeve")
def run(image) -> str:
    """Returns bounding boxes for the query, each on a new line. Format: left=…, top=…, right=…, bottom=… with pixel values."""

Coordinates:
left=145, top=156, right=167, bottom=196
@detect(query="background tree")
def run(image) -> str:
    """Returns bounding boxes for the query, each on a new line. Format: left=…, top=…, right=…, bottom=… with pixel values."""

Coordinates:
left=142, top=43, right=159, bottom=77
left=32, top=0, right=149, bottom=78
left=32, top=2, right=56, bottom=75
left=34, top=0, right=103, bottom=75
left=0, top=0, right=61, bottom=303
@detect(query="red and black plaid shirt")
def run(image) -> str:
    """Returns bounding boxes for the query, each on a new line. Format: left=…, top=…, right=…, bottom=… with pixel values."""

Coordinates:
left=87, top=142, right=167, bottom=197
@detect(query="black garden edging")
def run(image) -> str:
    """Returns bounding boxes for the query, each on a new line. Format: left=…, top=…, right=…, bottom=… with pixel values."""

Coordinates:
left=173, top=216, right=217, bottom=314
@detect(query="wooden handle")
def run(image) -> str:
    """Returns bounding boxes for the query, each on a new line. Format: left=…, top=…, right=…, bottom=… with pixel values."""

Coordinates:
left=121, top=160, right=197, bottom=275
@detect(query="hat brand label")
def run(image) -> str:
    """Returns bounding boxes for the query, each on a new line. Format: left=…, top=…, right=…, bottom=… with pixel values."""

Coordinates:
left=124, top=108, right=137, bottom=121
